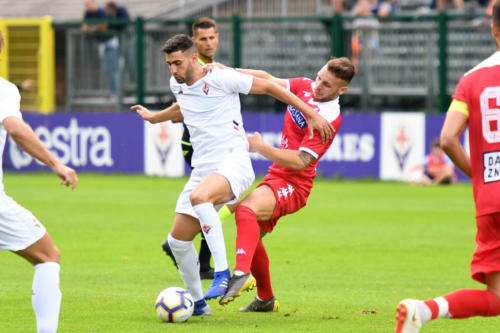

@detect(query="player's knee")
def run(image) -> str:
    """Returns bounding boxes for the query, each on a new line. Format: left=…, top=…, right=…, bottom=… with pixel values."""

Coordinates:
left=235, top=205, right=256, bottom=219
left=30, top=248, right=61, bottom=265
left=42, top=247, right=61, bottom=264
left=189, top=189, right=211, bottom=206
left=168, top=233, right=192, bottom=253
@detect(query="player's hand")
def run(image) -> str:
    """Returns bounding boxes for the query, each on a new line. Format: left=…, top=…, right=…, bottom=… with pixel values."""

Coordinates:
left=203, top=62, right=228, bottom=73
left=307, top=111, right=334, bottom=143
left=247, top=132, right=263, bottom=153
left=52, top=163, right=78, bottom=190
left=131, top=105, right=156, bottom=123
left=20, top=79, right=34, bottom=91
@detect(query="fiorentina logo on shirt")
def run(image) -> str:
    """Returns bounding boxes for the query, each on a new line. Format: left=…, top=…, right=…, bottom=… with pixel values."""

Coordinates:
left=202, top=84, right=209, bottom=95
left=288, top=106, right=307, bottom=129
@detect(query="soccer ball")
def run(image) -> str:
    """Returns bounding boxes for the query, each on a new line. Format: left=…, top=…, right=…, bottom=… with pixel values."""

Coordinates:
left=155, top=287, right=194, bottom=323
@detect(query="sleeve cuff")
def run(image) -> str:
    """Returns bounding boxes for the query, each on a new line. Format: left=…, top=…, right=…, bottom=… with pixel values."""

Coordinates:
left=299, top=147, right=318, bottom=159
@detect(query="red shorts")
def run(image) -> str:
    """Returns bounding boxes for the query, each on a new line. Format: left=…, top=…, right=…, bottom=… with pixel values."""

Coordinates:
left=471, top=212, right=500, bottom=284
left=256, top=174, right=310, bottom=233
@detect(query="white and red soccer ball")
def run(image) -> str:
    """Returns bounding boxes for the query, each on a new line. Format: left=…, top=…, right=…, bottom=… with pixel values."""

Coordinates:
left=155, top=287, right=194, bottom=323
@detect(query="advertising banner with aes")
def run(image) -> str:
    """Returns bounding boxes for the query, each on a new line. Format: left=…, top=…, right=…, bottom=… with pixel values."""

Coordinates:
left=242, top=112, right=380, bottom=179
left=4, top=113, right=144, bottom=173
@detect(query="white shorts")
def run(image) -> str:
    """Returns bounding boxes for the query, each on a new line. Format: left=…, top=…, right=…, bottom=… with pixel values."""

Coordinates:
left=176, top=152, right=255, bottom=218
left=0, top=193, right=46, bottom=252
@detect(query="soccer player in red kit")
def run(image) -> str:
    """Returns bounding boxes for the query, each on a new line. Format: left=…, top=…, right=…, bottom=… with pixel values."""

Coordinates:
left=215, top=58, right=356, bottom=311
left=395, top=1, right=500, bottom=332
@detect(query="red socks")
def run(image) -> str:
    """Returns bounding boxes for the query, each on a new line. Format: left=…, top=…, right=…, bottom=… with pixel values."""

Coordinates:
left=234, top=205, right=261, bottom=273
left=251, top=240, right=274, bottom=301
left=444, top=289, right=500, bottom=318
left=424, top=289, right=500, bottom=320
left=234, top=205, right=274, bottom=301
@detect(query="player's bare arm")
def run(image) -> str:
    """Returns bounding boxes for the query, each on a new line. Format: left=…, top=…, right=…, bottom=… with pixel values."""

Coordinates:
left=249, top=78, right=334, bottom=143
left=3, top=116, right=78, bottom=189
left=236, top=68, right=286, bottom=88
left=131, top=103, right=183, bottom=123
left=440, top=109, right=471, bottom=178
left=203, top=64, right=286, bottom=87
left=248, top=131, right=316, bottom=171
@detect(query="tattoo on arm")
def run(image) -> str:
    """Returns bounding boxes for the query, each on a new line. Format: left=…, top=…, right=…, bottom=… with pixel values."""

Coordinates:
left=298, top=151, right=316, bottom=168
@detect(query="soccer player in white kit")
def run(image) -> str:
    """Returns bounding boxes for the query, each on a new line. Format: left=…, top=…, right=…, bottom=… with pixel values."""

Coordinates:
left=132, top=34, right=333, bottom=315
left=0, top=32, right=78, bottom=333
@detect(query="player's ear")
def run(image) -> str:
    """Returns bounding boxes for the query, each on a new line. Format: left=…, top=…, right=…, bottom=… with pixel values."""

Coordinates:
left=338, top=85, right=348, bottom=96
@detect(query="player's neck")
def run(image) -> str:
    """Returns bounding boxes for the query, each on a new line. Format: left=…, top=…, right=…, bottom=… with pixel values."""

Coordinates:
left=185, top=65, right=205, bottom=86
left=199, top=55, right=214, bottom=64
left=314, top=94, right=338, bottom=103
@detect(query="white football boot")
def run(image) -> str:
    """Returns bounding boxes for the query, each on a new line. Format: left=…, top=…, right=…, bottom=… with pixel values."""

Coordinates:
left=395, top=299, right=423, bottom=333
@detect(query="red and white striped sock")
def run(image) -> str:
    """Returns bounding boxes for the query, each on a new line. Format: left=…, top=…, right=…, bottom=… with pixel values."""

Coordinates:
left=423, top=289, right=500, bottom=321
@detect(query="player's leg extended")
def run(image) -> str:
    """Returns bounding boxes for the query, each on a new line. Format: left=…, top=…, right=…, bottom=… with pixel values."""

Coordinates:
left=395, top=213, right=500, bottom=332
left=190, top=173, right=234, bottom=299
left=168, top=213, right=211, bottom=315
left=220, top=186, right=275, bottom=304
left=395, top=278, right=500, bottom=333
left=15, top=233, right=62, bottom=333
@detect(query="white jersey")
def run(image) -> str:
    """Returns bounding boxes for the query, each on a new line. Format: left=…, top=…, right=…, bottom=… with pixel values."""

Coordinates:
left=0, top=78, right=22, bottom=193
left=170, top=67, right=253, bottom=168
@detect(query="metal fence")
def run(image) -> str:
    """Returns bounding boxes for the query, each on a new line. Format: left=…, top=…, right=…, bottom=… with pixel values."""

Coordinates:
left=58, top=13, right=497, bottom=112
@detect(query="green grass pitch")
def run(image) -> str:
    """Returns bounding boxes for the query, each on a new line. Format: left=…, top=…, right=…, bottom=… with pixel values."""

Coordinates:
left=1, top=173, right=500, bottom=332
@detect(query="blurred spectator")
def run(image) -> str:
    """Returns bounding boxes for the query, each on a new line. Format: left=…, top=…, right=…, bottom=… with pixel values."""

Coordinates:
left=432, top=0, right=465, bottom=11
left=351, top=0, right=380, bottom=69
left=373, top=0, right=397, bottom=17
left=105, top=1, right=134, bottom=82
left=332, top=0, right=358, bottom=13
left=82, top=0, right=120, bottom=98
left=407, top=138, right=457, bottom=185
left=105, top=1, right=130, bottom=32
left=334, top=0, right=396, bottom=15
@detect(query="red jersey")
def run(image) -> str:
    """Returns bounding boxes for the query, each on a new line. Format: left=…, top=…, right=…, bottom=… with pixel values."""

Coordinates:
left=452, top=51, right=500, bottom=216
left=267, top=77, right=342, bottom=193
left=425, top=152, right=452, bottom=177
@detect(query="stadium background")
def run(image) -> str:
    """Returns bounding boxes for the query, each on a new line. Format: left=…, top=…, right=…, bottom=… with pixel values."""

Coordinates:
left=0, top=0, right=494, bottom=181
left=1, top=1, right=500, bottom=332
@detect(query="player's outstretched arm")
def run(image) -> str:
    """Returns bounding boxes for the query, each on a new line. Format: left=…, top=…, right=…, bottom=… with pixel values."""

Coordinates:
left=249, top=78, right=334, bottom=143
left=204, top=63, right=286, bottom=87
left=3, top=116, right=78, bottom=189
left=248, top=132, right=316, bottom=171
left=131, top=103, right=183, bottom=123
left=440, top=110, right=471, bottom=178
left=235, top=68, right=286, bottom=88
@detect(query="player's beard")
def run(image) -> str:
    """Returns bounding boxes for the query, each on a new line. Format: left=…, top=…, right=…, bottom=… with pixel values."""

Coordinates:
left=175, top=63, right=194, bottom=84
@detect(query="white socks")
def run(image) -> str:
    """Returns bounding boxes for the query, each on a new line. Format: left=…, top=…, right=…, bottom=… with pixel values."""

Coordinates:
left=167, top=234, right=204, bottom=301
left=192, top=202, right=229, bottom=272
left=417, top=297, right=450, bottom=325
left=32, top=262, right=61, bottom=333
left=416, top=300, right=432, bottom=324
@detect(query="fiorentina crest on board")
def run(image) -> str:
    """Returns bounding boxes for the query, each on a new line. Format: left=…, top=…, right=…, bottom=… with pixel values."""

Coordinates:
left=392, top=124, right=412, bottom=171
